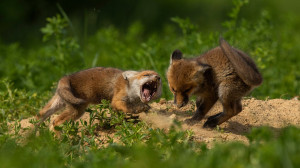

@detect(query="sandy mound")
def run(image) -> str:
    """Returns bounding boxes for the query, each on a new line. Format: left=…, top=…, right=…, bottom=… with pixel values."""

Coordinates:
left=140, top=98, right=300, bottom=145
left=15, top=98, right=300, bottom=146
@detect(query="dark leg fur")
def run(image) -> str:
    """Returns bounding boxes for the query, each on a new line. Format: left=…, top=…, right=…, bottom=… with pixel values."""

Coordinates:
left=203, top=99, right=242, bottom=128
left=185, top=96, right=217, bottom=125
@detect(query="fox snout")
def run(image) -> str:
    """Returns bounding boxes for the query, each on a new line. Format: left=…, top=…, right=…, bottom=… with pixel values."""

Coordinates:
left=174, top=93, right=189, bottom=108
left=176, top=101, right=187, bottom=108
left=149, top=75, right=160, bottom=82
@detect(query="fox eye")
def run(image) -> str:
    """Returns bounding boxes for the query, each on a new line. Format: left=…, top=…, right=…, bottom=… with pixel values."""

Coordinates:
left=143, top=74, right=150, bottom=76
left=171, top=88, right=176, bottom=92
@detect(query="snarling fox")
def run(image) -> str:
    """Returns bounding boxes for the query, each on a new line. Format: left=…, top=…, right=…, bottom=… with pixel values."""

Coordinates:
left=37, top=67, right=162, bottom=129
left=167, top=37, right=262, bottom=128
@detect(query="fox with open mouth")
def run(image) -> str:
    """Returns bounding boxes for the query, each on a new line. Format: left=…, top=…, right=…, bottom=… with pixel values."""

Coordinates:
left=37, top=67, right=162, bottom=129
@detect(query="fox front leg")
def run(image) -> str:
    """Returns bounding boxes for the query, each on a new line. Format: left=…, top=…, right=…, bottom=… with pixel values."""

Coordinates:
left=185, top=96, right=217, bottom=125
left=203, top=99, right=242, bottom=128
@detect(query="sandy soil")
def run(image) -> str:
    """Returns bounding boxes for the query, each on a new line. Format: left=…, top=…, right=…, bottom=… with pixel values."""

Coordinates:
left=15, top=98, right=300, bottom=146
left=140, top=98, right=300, bottom=145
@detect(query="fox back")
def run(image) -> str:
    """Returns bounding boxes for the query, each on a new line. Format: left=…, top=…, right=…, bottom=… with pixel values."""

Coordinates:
left=167, top=38, right=263, bottom=127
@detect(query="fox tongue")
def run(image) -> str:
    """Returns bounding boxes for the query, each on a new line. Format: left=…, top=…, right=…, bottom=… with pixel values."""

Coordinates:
left=143, top=88, right=151, bottom=101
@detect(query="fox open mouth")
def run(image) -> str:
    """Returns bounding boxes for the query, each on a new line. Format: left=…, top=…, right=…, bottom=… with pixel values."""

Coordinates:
left=141, top=80, right=158, bottom=102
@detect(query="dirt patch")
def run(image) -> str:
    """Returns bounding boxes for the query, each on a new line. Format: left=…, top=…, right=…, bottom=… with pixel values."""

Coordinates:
left=14, top=98, right=300, bottom=146
left=142, top=98, right=300, bottom=145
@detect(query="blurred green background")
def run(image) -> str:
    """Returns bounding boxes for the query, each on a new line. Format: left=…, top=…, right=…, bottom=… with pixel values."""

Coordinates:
left=0, top=0, right=299, bottom=99
left=1, top=1, right=300, bottom=167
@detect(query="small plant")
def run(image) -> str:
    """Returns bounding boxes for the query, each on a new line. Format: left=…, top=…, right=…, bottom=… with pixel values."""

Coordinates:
left=87, top=100, right=125, bottom=130
left=171, top=17, right=198, bottom=36
left=40, top=14, right=84, bottom=75
left=214, top=125, right=226, bottom=133
left=0, top=79, right=50, bottom=121
left=115, top=120, right=148, bottom=146
left=222, top=0, right=249, bottom=31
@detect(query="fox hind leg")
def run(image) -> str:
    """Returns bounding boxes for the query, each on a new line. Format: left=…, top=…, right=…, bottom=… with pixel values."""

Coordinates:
left=51, top=103, right=87, bottom=130
left=37, top=93, right=65, bottom=125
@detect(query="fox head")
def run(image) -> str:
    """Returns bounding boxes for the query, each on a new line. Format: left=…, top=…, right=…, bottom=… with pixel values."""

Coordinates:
left=167, top=50, right=211, bottom=108
left=122, top=70, right=162, bottom=103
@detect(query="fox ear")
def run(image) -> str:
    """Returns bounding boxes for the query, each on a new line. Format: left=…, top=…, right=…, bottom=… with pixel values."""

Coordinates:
left=193, top=64, right=211, bottom=80
left=170, top=49, right=182, bottom=64
left=122, top=71, right=138, bottom=80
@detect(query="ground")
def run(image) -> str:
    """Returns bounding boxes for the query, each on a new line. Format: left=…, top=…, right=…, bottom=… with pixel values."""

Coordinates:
left=16, top=98, right=300, bottom=147
left=141, top=98, right=300, bottom=146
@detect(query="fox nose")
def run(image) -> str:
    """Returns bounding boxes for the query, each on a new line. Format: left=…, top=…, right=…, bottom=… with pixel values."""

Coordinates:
left=177, top=103, right=183, bottom=108
left=176, top=102, right=186, bottom=108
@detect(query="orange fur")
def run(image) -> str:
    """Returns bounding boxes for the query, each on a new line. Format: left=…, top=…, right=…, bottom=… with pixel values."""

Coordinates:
left=167, top=38, right=262, bottom=128
left=37, top=67, right=162, bottom=129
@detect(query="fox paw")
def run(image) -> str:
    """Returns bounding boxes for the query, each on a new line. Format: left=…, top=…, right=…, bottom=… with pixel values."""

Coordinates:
left=184, top=113, right=204, bottom=125
left=184, top=118, right=198, bottom=125
left=134, top=104, right=151, bottom=113
left=203, top=114, right=223, bottom=128
left=207, top=112, right=223, bottom=121
left=203, top=118, right=218, bottom=128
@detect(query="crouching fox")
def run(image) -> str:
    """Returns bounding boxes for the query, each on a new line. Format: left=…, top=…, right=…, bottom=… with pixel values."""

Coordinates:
left=37, top=67, right=162, bottom=129
left=167, top=37, right=262, bottom=128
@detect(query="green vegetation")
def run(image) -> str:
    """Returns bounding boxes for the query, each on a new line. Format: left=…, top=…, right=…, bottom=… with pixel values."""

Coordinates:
left=0, top=0, right=299, bottom=167
left=0, top=0, right=299, bottom=99
left=1, top=101, right=300, bottom=168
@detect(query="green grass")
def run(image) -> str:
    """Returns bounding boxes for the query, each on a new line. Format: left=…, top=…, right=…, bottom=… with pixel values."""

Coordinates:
left=0, top=0, right=300, bottom=167
left=1, top=105, right=300, bottom=168
left=0, top=0, right=299, bottom=99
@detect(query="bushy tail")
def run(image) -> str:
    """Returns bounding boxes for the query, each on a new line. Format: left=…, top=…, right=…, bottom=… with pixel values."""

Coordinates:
left=57, top=76, right=86, bottom=105
left=219, top=37, right=263, bottom=86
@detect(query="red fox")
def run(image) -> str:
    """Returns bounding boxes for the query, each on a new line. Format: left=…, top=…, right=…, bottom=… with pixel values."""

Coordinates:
left=37, top=67, right=162, bottom=129
left=167, top=37, right=262, bottom=128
